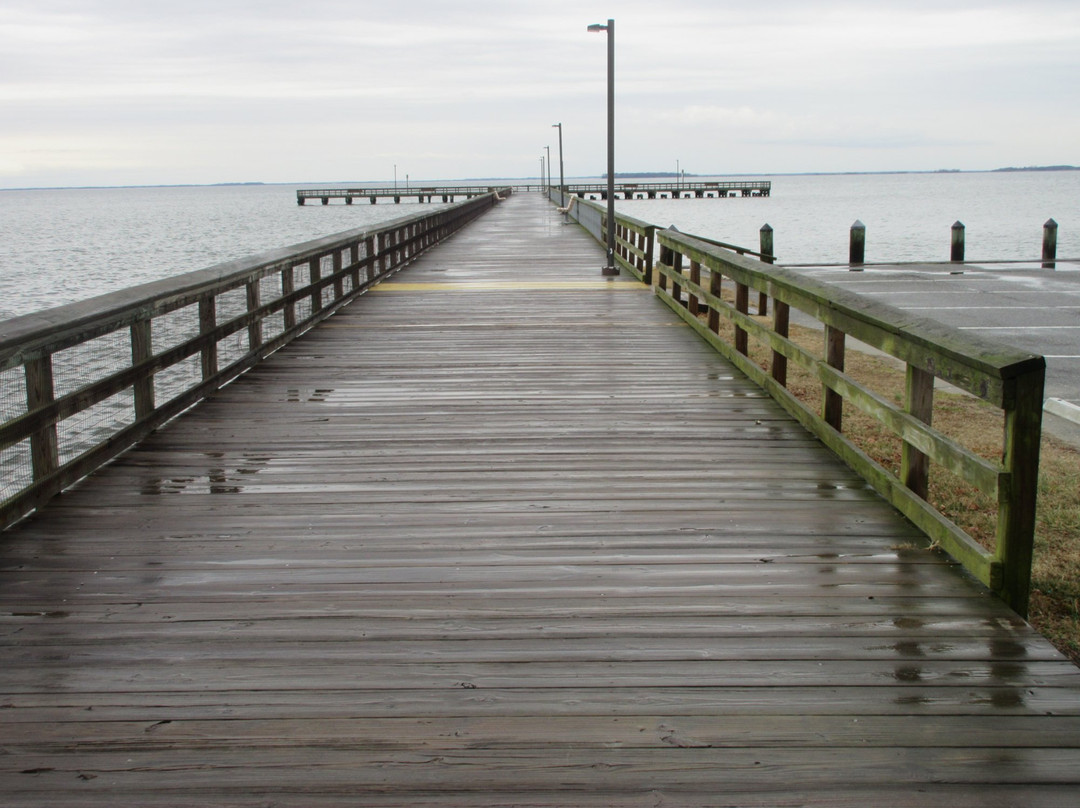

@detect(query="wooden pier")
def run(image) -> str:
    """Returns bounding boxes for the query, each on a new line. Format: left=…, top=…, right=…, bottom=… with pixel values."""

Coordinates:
left=567, top=179, right=771, bottom=199
left=2, top=192, right=1080, bottom=805
left=296, top=180, right=770, bottom=206
left=297, top=186, right=506, bottom=205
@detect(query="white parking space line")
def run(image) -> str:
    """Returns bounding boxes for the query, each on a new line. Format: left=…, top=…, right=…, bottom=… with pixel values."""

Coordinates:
left=958, top=326, right=1080, bottom=331
left=909, top=305, right=1080, bottom=311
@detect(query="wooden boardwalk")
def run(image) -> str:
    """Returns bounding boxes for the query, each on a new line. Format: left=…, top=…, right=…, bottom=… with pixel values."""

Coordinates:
left=2, top=192, right=1079, bottom=806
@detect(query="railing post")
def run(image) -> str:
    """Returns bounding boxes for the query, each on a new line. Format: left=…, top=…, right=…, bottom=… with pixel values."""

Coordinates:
left=25, top=356, right=59, bottom=481
left=199, top=297, right=217, bottom=380
left=951, top=221, right=966, bottom=263
left=758, top=223, right=773, bottom=316
left=688, top=260, right=701, bottom=316
left=734, top=282, right=749, bottom=355
left=643, top=226, right=655, bottom=285
left=333, top=249, right=345, bottom=300
left=849, top=220, right=865, bottom=269
left=1043, top=218, right=1058, bottom=269
left=671, top=247, right=684, bottom=306
left=376, top=232, right=387, bottom=276
left=365, top=236, right=376, bottom=283
left=282, top=265, right=296, bottom=331
left=130, top=321, right=155, bottom=420
left=708, top=269, right=722, bottom=334
left=246, top=279, right=263, bottom=352
left=309, top=256, right=323, bottom=313
left=824, top=326, right=845, bottom=430
left=349, top=242, right=361, bottom=289
left=902, top=364, right=934, bottom=499
left=656, top=242, right=671, bottom=291
left=996, top=368, right=1044, bottom=617
left=771, top=301, right=790, bottom=387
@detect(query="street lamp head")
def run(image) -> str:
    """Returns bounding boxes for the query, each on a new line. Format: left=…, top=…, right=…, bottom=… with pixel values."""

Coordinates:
left=587, top=23, right=608, bottom=32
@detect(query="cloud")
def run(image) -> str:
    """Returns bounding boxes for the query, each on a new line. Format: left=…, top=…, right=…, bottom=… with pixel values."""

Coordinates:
left=1, top=0, right=1079, bottom=185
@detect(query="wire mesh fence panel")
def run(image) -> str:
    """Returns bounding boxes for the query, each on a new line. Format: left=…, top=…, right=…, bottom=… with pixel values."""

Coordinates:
left=56, top=389, right=135, bottom=466
left=0, top=439, right=32, bottom=503
left=216, top=287, right=247, bottom=323
left=217, top=325, right=249, bottom=370
left=262, top=309, right=285, bottom=343
left=51, top=330, right=131, bottom=400
left=1, top=366, right=26, bottom=423
left=1, top=366, right=30, bottom=500
left=153, top=304, right=201, bottom=354
left=155, top=354, right=202, bottom=407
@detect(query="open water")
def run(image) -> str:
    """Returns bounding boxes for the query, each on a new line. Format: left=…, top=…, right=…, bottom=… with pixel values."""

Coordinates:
left=0, top=171, right=1077, bottom=321
left=619, top=170, right=1078, bottom=267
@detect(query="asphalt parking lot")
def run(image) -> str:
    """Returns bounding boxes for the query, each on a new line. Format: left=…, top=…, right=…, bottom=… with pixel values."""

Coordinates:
left=793, top=259, right=1080, bottom=446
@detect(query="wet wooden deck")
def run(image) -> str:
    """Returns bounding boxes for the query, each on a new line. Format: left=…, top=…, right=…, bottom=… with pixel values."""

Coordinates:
left=3, top=192, right=1080, bottom=806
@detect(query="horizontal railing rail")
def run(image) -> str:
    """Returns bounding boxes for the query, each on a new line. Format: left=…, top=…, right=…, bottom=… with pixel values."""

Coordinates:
left=556, top=193, right=1045, bottom=617
left=0, top=191, right=509, bottom=531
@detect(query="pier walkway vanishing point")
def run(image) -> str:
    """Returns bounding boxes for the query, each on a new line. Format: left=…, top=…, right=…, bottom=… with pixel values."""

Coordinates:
left=3, top=192, right=1080, bottom=806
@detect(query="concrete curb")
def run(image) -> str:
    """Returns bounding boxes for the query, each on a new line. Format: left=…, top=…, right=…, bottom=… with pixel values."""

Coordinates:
left=1045, top=397, right=1080, bottom=426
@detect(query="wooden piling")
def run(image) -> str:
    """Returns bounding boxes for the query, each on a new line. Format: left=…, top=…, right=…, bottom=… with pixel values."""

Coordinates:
left=951, top=221, right=966, bottom=263
left=848, top=221, right=865, bottom=269
left=1043, top=218, right=1058, bottom=269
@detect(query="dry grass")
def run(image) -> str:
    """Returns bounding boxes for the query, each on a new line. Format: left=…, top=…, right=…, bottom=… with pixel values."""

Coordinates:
left=702, top=295, right=1080, bottom=661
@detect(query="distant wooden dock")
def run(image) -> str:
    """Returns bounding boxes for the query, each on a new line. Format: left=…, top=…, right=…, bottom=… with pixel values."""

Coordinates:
left=2, top=192, right=1079, bottom=805
left=296, top=180, right=771, bottom=206
left=567, top=179, right=771, bottom=199
left=297, top=185, right=505, bottom=205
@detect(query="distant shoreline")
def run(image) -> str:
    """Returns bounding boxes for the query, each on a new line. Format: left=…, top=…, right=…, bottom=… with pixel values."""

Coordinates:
left=2, top=166, right=1077, bottom=193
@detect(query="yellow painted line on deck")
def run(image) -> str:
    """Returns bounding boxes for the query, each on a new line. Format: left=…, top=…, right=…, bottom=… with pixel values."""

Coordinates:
left=325, top=321, right=688, bottom=329
left=373, top=280, right=649, bottom=292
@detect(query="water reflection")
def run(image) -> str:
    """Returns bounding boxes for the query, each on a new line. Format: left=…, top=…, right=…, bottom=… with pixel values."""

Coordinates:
left=890, top=619, right=1033, bottom=709
left=285, top=388, right=335, bottom=403
left=140, top=452, right=271, bottom=495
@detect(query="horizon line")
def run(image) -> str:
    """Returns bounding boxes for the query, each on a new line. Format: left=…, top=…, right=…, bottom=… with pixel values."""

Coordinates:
left=2, top=165, right=1077, bottom=193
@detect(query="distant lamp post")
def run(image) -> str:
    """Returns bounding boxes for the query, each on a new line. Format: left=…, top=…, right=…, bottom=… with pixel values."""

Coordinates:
left=553, top=122, right=566, bottom=215
left=588, top=18, right=618, bottom=275
left=545, top=145, right=551, bottom=191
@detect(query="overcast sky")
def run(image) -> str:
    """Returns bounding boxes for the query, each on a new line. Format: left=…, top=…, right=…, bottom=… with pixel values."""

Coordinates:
left=2, top=0, right=1078, bottom=188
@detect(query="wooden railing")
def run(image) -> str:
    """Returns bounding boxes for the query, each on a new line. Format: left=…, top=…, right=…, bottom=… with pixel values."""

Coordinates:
left=0, top=191, right=508, bottom=531
left=558, top=194, right=1045, bottom=617
left=558, top=192, right=656, bottom=282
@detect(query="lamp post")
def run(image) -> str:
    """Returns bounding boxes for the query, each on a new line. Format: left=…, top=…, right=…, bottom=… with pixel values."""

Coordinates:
left=588, top=18, right=618, bottom=275
left=552, top=122, right=565, bottom=209
left=545, top=145, right=551, bottom=193
left=540, top=156, right=545, bottom=192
